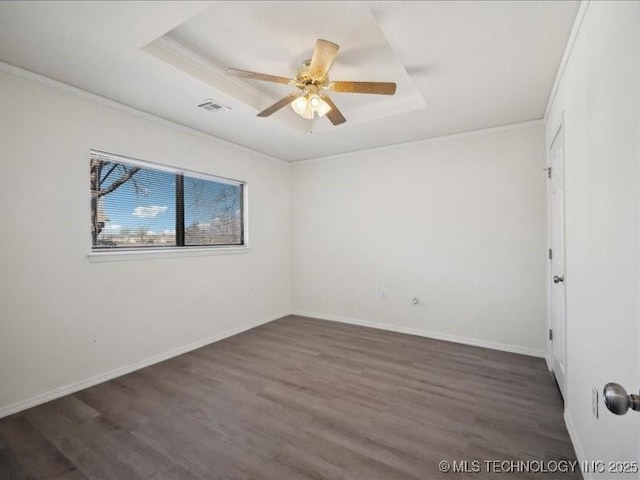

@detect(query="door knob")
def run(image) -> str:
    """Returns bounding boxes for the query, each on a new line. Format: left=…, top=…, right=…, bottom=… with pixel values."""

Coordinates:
left=603, top=383, right=640, bottom=415
left=553, top=275, right=564, bottom=284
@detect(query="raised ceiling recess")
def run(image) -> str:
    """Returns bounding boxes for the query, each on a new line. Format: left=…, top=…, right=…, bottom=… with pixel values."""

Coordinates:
left=143, top=1, right=425, bottom=133
left=0, top=1, right=580, bottom=161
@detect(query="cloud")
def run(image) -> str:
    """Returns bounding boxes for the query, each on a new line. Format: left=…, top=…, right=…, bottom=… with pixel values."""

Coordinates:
left=132, top=205, right=168, bottom=218
left=162, top=229, right=176, bottom=235
left=103, top=224, right=121, bottom=232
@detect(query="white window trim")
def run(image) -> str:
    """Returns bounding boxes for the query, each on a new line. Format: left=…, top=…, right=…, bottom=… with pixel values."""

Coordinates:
left=87, top=245, right=251, bottom=262
left=89, top=150, right=249, bottom=259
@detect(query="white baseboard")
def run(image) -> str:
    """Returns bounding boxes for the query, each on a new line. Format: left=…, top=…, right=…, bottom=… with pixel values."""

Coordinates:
left=564, top=409, right=591, bottom=480
left=293, top=311, right=546, bottom=358
left=0, top=311, right=288, bottom=419
left=545, top=350, right=553, bottom=371
left=1, top=310, right=546, bottom=419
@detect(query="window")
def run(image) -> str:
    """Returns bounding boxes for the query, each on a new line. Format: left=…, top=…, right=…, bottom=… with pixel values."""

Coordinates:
left=90, top=151, right=245, bottom=251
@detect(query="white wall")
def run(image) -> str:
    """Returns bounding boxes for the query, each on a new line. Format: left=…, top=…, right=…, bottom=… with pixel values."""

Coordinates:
left=2, top=5, right=638, bottom=470
left=0, top=70, right=291, bottom=415
left=291, top=123, right=547, bottom=356
left=545, top=1, right=640, bottom=474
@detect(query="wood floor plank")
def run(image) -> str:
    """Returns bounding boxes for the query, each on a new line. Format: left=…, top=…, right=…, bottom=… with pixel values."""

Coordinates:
left=0, top=415, right=79, bottom=478
left=0, top=315, right=580, bottom=479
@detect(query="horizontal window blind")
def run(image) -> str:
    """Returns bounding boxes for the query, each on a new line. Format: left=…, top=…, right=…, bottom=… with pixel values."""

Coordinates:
left=90, top=152, right=244, bottom=250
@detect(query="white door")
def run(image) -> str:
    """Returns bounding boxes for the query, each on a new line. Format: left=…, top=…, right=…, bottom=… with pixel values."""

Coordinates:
left=549, top=124, right=566, bottom=399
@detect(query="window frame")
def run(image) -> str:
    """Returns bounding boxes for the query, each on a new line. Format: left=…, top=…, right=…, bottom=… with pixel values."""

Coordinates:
left=88, top=150, right=249, bottom=259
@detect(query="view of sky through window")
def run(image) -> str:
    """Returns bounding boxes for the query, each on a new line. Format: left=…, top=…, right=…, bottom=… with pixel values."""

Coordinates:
left=90, top=154, right=243, bottom=249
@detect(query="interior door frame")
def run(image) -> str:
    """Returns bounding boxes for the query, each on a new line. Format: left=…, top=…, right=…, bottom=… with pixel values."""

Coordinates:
left=546, top=114, right=567, bottom=400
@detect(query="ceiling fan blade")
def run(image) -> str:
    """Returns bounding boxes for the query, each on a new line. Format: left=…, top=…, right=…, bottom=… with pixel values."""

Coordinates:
left=330, top=81, right=397, bottom=95
left=226, top=68, right=293, bottom=85
left=308, top=39, right=340, bottom=79
left=257, top=93, right=300, bottom=117
left=319, top=95, right=346, bottom=126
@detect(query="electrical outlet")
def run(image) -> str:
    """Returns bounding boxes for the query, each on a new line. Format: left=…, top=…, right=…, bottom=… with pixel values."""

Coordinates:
left=592, top=386, right=599, bottom=419
left=381, top=289, right=389, bottom=300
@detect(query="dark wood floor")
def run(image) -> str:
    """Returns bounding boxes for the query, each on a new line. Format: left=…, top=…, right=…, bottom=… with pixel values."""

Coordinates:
left=0, top=315, right=580, bottom=479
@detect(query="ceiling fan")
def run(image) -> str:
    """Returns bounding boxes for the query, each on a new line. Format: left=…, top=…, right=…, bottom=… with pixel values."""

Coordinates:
left=226, top=39, right=397, bottom=126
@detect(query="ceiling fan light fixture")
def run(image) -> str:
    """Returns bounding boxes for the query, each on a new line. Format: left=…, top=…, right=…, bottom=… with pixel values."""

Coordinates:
left=292, top=93, right=331, bottom=119
left=300, top=106, right=314, bottom=120
left=291, top=95, right=309, bottom=116
left=227, top=38, right=396, bottom=126
left=307, top=93, right=331, bottom=118
left=308, top=94, right=321, bottom=108
left=315, top=97, right=332, bottom=118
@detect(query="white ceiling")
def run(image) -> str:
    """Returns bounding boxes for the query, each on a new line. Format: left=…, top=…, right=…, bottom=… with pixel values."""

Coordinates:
left=0, top=1, right=579, bottom=162
left=150, top=2, right=427, bottom=134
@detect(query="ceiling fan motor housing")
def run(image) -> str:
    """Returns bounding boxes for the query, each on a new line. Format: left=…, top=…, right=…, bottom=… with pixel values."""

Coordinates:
left=295, top=60, right=328, bottom=91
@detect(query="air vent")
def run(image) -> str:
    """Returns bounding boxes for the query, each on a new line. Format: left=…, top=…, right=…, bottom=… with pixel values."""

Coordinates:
left=196, top=99, right=230, bottom=113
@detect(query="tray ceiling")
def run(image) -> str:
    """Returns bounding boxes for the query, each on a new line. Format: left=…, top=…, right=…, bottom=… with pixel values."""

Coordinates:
left=145, top=2, right=426, bottom=133
left=0, top=1, right=579, bottom=161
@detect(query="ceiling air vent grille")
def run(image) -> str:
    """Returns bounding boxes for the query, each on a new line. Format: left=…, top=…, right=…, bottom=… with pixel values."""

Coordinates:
left=196, top=99, right=230, bottom=113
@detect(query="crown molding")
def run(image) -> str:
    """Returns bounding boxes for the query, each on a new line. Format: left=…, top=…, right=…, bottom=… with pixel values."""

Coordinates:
left=143, top=36, right=309, bottom=133
left=292, top=119, right=544, bottom=165
left=543, top=1, right=590, bottom=120
left=143, top=35, right=427, bottom=133
left=0, top=60, right=289, bottom=166
left=344, top=89, right=426, bottom=124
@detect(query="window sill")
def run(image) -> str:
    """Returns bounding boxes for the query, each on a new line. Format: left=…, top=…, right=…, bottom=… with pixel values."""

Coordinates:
left=87, top=246, right=251, bottom=262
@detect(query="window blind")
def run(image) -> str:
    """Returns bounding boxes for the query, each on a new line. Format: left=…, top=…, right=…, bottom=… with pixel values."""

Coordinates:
left=90, top=152, right=244, bottom=250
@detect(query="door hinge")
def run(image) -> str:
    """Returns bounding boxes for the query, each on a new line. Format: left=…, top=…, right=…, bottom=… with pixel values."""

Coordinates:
left=548, top=248, right=553, bottom=260
left=549, top=329, right=553, bottom=341
left=544, top=166, right=552, bottom=179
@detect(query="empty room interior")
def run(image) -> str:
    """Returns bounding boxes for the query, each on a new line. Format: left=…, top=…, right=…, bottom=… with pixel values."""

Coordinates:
left=1, top=1, right=639, bottom=479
